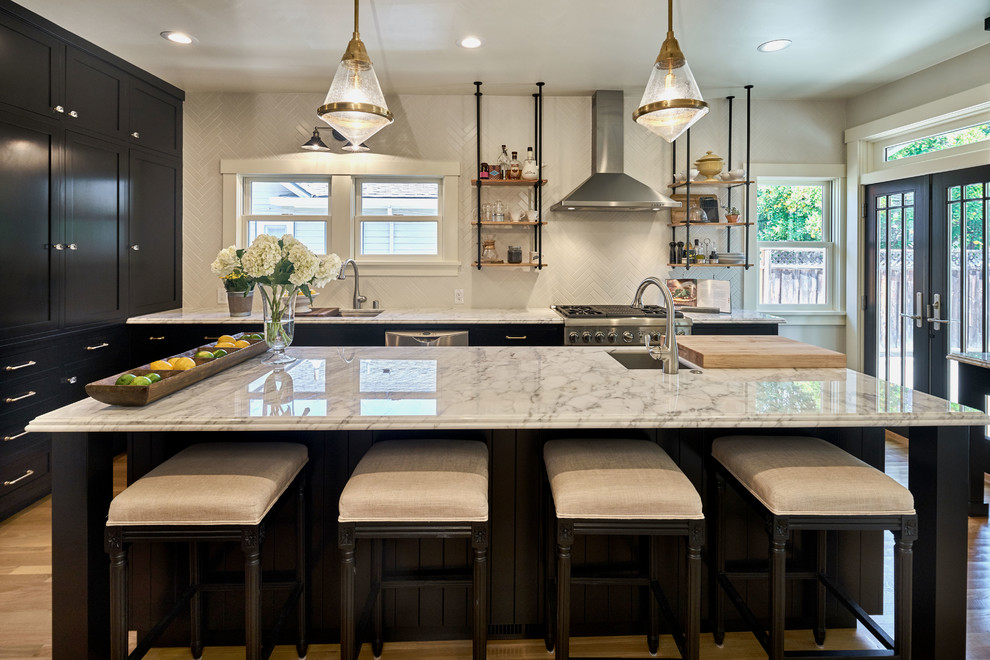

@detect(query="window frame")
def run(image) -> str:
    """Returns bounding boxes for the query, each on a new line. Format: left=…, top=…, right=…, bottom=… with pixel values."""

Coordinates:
left=748, top=172, right=844, bottom=314
left=240, top=175, right=332, bottom=253
left=353, top=176, right=445, bottom=262
left=221, top=155, right=460, bottom=277
left=870, top=109, right=990, bottom=175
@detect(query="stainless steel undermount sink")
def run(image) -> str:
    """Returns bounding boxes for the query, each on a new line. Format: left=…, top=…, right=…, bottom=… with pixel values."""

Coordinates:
left=607, top=350, right=698, bottom=371
left=339, top=308, right=384, bottom=317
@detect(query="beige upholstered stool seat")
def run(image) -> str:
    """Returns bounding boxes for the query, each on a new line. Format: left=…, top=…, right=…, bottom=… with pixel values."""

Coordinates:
left=544, top=438, right=704, bottom=520
left=712, top=435, right=915, bottom=517
left=338, top=439, right=489, bottom=523
left=107, top=442, right=308, bottom=526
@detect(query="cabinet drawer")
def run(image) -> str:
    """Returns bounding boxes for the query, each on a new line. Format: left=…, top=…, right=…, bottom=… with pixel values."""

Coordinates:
left=0, top=448, right=49, bottom=497
left=0, top=420, right=47, bottom=462
left=0, top=369, right=58, bottom=418
left=468, top=324, right=563, bottom=346
left=1, top=342, right=61, bottom=383
left=62, top=326, right=127, bottom=358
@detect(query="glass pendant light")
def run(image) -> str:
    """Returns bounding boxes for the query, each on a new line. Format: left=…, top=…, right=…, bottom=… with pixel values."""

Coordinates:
left=317, top=0, right=393, bottom=146
left=633, top=0, right=709, bottom=143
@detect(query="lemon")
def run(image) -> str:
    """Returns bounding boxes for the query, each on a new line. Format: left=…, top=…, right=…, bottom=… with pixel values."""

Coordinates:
left=217, top=334, right=236, bottom=344
left=149, top=360, right=172, bottom=370
left=129, top=376, right=153, bottom=386
left=214, top=342, right=235, bottom=349
left=169, top=357, right=196, bottom=370
left=114, top=373, right=135, bottom=386
left=233, top=339, right=250, bottom=348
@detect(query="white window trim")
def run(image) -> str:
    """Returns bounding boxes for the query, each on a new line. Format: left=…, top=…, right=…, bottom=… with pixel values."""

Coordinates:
left=221, top=154, right=460, bottom=276
left=241, top=175, right=331, bottom=252
left=742, top=164, right=846, bottom=316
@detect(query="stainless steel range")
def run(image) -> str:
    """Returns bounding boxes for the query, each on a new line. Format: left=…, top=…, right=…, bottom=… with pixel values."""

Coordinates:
left=553, top=304, right=692, bottom=345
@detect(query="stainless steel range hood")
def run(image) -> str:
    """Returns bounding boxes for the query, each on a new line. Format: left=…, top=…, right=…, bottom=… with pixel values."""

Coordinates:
left=551, top=90, right=679, bottom=212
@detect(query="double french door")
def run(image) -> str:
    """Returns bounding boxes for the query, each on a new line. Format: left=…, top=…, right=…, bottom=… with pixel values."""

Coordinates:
left=865, top=165, right=990, bottom=400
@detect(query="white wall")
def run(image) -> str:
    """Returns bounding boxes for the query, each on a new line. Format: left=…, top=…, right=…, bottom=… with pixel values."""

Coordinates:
left=182, top=91, right=847, bottom=345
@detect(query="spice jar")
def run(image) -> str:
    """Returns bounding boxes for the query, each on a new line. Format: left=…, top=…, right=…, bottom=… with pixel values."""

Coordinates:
left=507, top=246, right=522, bottom=264
left=479, top=163, right=489, bottom=179
left=493, top=200, right=506, bottom=222
left=481, top=235, right=499, bottom=263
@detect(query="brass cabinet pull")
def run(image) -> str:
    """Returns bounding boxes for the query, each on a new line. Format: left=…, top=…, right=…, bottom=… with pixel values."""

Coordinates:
left=149, top=336, right=165, bottom=341
left=3, top=430, right=28, bottom=442
left=204, top=336, right=219, bottom=340
left=85, top=342, right=110, bottom=351
left=5, top=360, right=37, bottom=371
left=505, top=336, right=528, bottom=340
left=3, top=469, right=35, bottom=486
left=5, top=391, right=36, bottom=403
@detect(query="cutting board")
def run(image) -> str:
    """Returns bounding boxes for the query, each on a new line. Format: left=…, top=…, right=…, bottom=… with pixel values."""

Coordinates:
left=677, top=335, right=846, bottom=369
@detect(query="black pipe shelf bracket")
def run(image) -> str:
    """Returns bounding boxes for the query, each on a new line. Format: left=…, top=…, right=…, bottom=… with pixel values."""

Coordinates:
left=667, top=85, right=755, bottom=270
left=472, top=82, right=547, bottom=270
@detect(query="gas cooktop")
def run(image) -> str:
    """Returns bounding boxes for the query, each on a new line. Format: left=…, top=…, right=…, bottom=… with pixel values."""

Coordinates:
left=554, top=304, right=684, bottom=319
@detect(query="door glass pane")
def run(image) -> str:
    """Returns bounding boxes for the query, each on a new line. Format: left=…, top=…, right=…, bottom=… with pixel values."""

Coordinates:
left=965, top=200, right=984, bottom=353
left=878, top=200, right=888, bottom=381
left=948, top=200, right=962, bottom=360
left=889, top=207, right=904, bottom=385
left=875, top=192, right=916, bottom=387
left=903, top=205, right=915, bottom=388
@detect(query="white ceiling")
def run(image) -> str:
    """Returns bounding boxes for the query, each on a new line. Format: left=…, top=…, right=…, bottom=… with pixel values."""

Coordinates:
left=14, top=0, right=990, bottom=99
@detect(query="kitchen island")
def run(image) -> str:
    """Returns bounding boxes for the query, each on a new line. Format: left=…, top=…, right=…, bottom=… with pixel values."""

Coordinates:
left=28, top=345, right=980, bottom=659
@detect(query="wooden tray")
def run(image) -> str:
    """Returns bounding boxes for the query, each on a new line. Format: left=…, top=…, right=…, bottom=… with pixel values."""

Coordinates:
left=677, top=335, right=846, bottom=369
left=85, top=333, right=268, bottom=406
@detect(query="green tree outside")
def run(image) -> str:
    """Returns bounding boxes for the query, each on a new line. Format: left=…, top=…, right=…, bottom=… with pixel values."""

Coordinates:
left=757, top=184, right=823, bottom=242
left=886, top=122, right=990, bottom=161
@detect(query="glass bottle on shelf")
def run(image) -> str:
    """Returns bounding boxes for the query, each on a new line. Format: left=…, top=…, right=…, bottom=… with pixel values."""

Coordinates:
left=493, top=200, right=506, bottom=222
left=508, top=151, right=522, bottom=180
left=481, top=234, right=499, bottom=263
left=521, top=147, right=538, bottom=180
left=495, top=145, right=510, bottom=180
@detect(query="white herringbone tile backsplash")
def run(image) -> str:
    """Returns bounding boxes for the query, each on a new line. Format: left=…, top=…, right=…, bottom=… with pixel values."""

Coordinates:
left=182, top=91, right=845, bottom=310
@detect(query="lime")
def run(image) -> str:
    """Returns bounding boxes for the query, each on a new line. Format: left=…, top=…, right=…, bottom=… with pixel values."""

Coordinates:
left=212, top=349, right=228, bottom=358
left=194, top=350, right=215, bottom=360
left=129, top=376, right=153, bottom=386
left=146, top=373, right=162, bottom=383
left=114, top=373, right=135, bottom=386
left=244, top=333, right=262, bottom=341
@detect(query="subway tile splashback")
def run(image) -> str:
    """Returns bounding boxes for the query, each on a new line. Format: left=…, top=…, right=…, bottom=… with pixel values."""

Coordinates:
left=182, top=92, right=844, bottom=311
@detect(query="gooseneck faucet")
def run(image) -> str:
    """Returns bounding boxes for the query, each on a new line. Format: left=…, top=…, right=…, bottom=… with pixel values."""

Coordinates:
left=337, top=259, right=367, bottom=309
left=631, top=276, right=679, bottom=374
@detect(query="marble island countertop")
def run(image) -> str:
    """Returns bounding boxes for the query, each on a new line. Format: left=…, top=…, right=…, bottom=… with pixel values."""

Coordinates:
left=127, top=307, right=786, bottom=325
left=948, top=352, right=990, bottom=369
left=28, top=345, right=982, bottom=433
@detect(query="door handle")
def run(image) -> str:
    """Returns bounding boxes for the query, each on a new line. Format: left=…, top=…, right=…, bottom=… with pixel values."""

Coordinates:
left=926, top=293, right=943, bottom=331
left=899, top=292, right=923, bottom=328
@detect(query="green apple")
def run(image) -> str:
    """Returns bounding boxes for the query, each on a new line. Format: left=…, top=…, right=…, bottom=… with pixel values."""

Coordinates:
left=114, top=373, right=135, bottom=386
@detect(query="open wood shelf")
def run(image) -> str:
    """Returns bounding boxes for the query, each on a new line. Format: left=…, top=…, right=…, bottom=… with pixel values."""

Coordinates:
left=472, top=262, right=548, bottom=268
left=668, top=221, right=753, bottom=227
left=472, top=221, right=547, bottom=227
left=472, top=179, right=547, bottom=186
left=667, top=262, right=751, bottom=268
left=669, top=180, right=753, bottom=189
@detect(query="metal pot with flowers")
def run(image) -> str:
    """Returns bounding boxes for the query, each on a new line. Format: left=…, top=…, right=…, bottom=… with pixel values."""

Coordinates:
left=211, top=247, right=255, bottom=317
left=238, top=234, right=341, bottom=364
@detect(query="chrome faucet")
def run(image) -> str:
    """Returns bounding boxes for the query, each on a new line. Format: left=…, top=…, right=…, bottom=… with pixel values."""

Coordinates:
left=631, top=276, right=679, bottom=374
left=337, top=259, right=367, bottom=309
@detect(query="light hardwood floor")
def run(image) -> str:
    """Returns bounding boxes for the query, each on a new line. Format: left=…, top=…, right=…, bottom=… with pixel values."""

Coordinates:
left=1, top=444, right=987, bottom=659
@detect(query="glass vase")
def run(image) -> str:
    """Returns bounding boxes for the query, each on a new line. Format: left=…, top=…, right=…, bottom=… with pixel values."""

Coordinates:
left=258, top=283, right=298, bottom=365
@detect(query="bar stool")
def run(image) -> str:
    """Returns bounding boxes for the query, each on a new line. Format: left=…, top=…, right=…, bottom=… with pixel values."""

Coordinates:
left=711, top=435, right=917, bottom=660
left=338, top=439, right=489, bottom=660
left=104, top=442, right=309, bottom=660
left=543, top=438, right=705, bottom=660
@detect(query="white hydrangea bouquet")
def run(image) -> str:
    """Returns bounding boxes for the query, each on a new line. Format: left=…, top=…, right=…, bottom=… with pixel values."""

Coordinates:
left=212, top=235, right=341, bottom=364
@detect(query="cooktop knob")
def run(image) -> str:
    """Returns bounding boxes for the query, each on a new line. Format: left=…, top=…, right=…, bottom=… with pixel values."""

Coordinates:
left=606, top=331, right=617, bottom=343
left=622, top=331, right=634, bottom=342
left=594, top=331, right=605, bottom=343
left=581, top=332, right=592, bottom=344
left=652, top=331, right=663, bottom=342
left=568, top=331, right=579, bottom=344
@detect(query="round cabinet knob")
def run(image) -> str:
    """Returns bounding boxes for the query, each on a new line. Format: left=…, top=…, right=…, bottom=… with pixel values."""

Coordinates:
left=53, top=243, right=65, bottom=250
left=581, top=332, right=592, bottom=344
left=67, top=243, right=77, bottom=250
left=130, top=244, right=140, bottom=251
left=622, top=331, right=634, bottom=343
left=68, top=110, right=78, bottom=118
left=606, top=331, right=617, bottom=343
left=568, top=331, right=579, bottom=344
left=131, top=131, right=140, bottom=139
left=53, top=105, right=65, bottom=114
left=594, top=331, right=605, bottom=343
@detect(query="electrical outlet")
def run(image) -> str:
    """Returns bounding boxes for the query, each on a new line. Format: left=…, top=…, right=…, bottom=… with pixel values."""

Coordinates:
left=453, top=288, right=465, bottom=304
left=217, top=287, right=226, bottom=304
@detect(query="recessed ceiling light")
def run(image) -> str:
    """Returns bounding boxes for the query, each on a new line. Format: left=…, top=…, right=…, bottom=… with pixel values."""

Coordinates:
left=160, top=31, right=197, bottom=45
left=458, top=36, right=483, bottom=49
left=757, top=39, right=791, bottom=53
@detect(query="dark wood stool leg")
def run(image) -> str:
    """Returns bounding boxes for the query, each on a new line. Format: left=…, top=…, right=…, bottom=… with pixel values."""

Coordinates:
left=895, top=521, right=916, bottom=660
left=106, top=528, right=128, bottom=660
left=189, top=541, right=203, bottom=659
left=544, top=494, right=556, bottom=653
left=686, top=522, right=704, bottom=660
left=296, top=477, right=308, bottom=659
left=472, top=522, right=489, bottom=660
left=713, top=471, right=726, bottom=647
left=339, top=523, right=357, bottom=660
left=372, top=538, right=384, bottom=658
left=648, top=535, right=660, bottom=655
left=555, top=520, right=574, bottom=660
left=769, top=518, right=789, bottom=660
left=814, top=530, right=826, bottom=647
left=242, top=525, right=263, bottom=660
